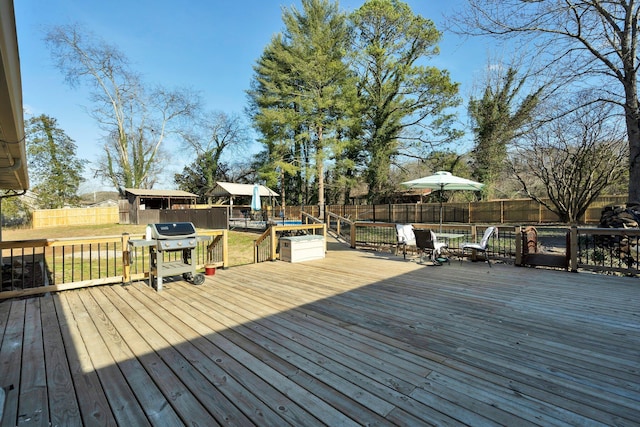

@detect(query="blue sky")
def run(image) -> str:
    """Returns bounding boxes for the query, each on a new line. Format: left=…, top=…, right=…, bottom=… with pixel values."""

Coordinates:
left=14, top=0, right=492, bottom=191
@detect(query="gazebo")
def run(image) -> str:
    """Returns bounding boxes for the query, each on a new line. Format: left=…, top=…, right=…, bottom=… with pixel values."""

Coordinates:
left=208, top=182, right=278, bottom=209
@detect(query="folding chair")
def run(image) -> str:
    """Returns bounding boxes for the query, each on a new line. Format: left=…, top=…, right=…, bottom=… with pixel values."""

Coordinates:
left=460, top=226, right=497, bottom=266
left=395, top=224, right=416, bottom=260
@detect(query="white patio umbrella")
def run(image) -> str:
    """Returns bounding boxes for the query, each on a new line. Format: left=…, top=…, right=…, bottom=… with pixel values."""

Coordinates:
left=401, top=171, right=484, bottom=231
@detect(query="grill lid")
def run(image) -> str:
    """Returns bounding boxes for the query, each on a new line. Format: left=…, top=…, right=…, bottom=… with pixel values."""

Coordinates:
left=149, top=222, right=197, bottom=238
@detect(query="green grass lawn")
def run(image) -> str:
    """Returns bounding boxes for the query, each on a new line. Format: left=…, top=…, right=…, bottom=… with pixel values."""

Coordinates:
left=2, top=224, right=260, bottom=267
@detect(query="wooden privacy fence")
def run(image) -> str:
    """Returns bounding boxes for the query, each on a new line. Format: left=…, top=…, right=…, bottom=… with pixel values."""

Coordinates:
left=29, top=195, right=626, bottom=229
left=302, top=195, right=627, bottom=225
left=32, top=206, right=119, bottom=228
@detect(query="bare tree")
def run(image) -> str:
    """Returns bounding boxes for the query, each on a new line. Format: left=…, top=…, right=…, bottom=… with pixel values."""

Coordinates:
left=179, top=111, right=250, bottom=203
left=45, top=24, right=199, bottom=194
left=511, top=103, right=628, bottom=223
left=455, top=0, right=640, bottom=205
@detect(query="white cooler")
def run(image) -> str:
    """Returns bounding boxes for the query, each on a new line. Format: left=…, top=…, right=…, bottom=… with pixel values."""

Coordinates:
left=280, top=235, right=325, bottom=263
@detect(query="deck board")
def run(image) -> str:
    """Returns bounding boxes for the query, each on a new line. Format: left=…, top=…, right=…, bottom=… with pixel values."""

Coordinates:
left=1, top=241, right=639, bottom=426
left=40, top=295, right=80, bottom=427
left=52, top=293, right=116, bottom=426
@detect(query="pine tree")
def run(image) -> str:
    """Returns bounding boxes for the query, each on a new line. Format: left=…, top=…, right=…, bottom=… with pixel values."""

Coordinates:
left=248, top=0, right=355, bottom=216
left=352, top=0, right=461, bottom=202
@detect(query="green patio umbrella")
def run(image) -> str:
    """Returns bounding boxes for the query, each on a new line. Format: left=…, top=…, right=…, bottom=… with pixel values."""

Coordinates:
left=401, top=171, right=484, bottom=231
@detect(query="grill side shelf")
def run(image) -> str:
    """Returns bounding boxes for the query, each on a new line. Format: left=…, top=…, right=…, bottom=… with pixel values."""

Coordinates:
left=128, top=239, right=156, bottom=248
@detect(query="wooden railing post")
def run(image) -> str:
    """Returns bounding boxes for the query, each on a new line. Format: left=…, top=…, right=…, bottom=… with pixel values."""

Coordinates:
left=322, top=224, right=327, bottom=253
left=222, top=229, right=229, bottom=268
left=350, top=222, right=357, bottom=248
left=514, top=226, right=522, bottom=266
left=253, top=239, right=258, bottom=264
left=270, top=226, right=278, bottom=261
left=122, top=233, right=130, bottom=283
left=469, top=225, right=478, bottom=261
left=570, top=225, right=578, bottom=272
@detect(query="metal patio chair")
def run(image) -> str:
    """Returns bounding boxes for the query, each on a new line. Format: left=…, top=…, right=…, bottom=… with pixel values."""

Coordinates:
left=460, top=226, right=497, bottom=267
left=414, top=229, right=449, bottom=265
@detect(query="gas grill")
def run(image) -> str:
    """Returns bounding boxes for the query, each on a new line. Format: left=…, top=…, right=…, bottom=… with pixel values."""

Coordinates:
left=129, top=222, right=208, bottom=291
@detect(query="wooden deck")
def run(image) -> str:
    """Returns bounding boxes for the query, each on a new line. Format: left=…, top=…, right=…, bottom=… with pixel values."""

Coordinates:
left=1, top=240, right=639, bottom=426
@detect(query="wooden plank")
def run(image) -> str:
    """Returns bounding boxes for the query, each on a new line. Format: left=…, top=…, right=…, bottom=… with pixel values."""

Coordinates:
left=216, top=270, right=516, bottom=422
left=17, top=298, right=49, bottom=426
left=39, top=295, right=81, bottom=427
left=53, top=293, right=117, bottom=427
left=67, top=290, right=150, bottom=425
left=63, top=291, right=151, bottom=426
left=103, top=285, right=256, bottom=426
left=75, top=289, right=184, bottom=427
left=119, top=284, right=325, bottom=427
left=209, top=281, right=426, bottom=393
left=214, top=260, right=640, bottom=426
left=158, top=282, right=385, bottom=425
left=167, top=282, right=393, bottom=425
left=120, top=284, right=356, bottom=425
left=0, top=300, right=25, bottom=427
left=196, top=268, right=473, bottom=425
left=0, top=300, right=10, bottom=333
left=0, top=277, right=124, bottom=300
left=88, top=287, right=218, bottom=426
left=203, top=288, right=456, bottom=425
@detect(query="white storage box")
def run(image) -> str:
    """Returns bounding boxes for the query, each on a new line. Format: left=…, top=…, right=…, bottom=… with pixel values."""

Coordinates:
left=280, top=235, right=325, bottom=263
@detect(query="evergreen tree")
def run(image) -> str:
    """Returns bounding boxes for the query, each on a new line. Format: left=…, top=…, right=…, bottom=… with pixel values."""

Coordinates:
left=174, top=155, right=230, bottom=203
left=351, top=0, right=461, bottom=203
left=26, top=115, right=84, bottom=208
left=247, top=0, right=355, bottom=216
left=468, top=67, right=542, bottom=199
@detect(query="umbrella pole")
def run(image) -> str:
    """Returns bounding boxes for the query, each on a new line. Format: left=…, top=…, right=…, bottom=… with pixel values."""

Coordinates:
left=439, top=186, right=444, bottom=233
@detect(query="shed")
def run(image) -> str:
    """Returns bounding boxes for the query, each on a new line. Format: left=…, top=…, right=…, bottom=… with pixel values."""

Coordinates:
left=208, top=182, right=278, bottom=208
left=121, top=188, right=198, bottom=224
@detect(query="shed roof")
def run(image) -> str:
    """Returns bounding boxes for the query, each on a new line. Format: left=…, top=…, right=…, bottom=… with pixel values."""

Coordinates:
left=124, top=188, right=198, bottom=198
left=208, top=182, right=278, bottom=197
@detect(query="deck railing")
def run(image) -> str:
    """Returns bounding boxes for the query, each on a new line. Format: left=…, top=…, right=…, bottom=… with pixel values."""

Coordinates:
left=332, top=217, right=639, bottom=276
left=326, top=211, right=353, bottom=243
left=0, top=229, right=228, bottom=300
left=347, top=222, right=515, bottom=261
left=253, top=223, right=327, bottom=263
left=572, top=227, right=640, bottom=275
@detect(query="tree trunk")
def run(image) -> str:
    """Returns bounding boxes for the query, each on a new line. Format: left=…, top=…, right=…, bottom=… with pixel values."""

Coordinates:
left=624, top=81, right=640, bottom=204
left=316, top=125, right=325, bottom=219
left=627, top=118, right=640, bottom=203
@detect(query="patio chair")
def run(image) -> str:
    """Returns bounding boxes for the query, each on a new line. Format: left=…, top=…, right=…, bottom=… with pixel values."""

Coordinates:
left=414, top=229, right=448, bottom=265
left=395, top=223, right=416, bottom=260
left=460, top=226, right=497, bottom=267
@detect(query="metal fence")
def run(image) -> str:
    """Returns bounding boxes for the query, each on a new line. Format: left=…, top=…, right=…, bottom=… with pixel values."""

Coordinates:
left=324, top=212, right=639, bottom=276
left=574, top=227, right=640, bottom=275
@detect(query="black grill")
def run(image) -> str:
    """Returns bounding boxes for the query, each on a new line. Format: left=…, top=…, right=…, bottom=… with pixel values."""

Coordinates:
left=129, top=222, right=207, bottom=291
left=148, top=222, right=198, bottom=252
